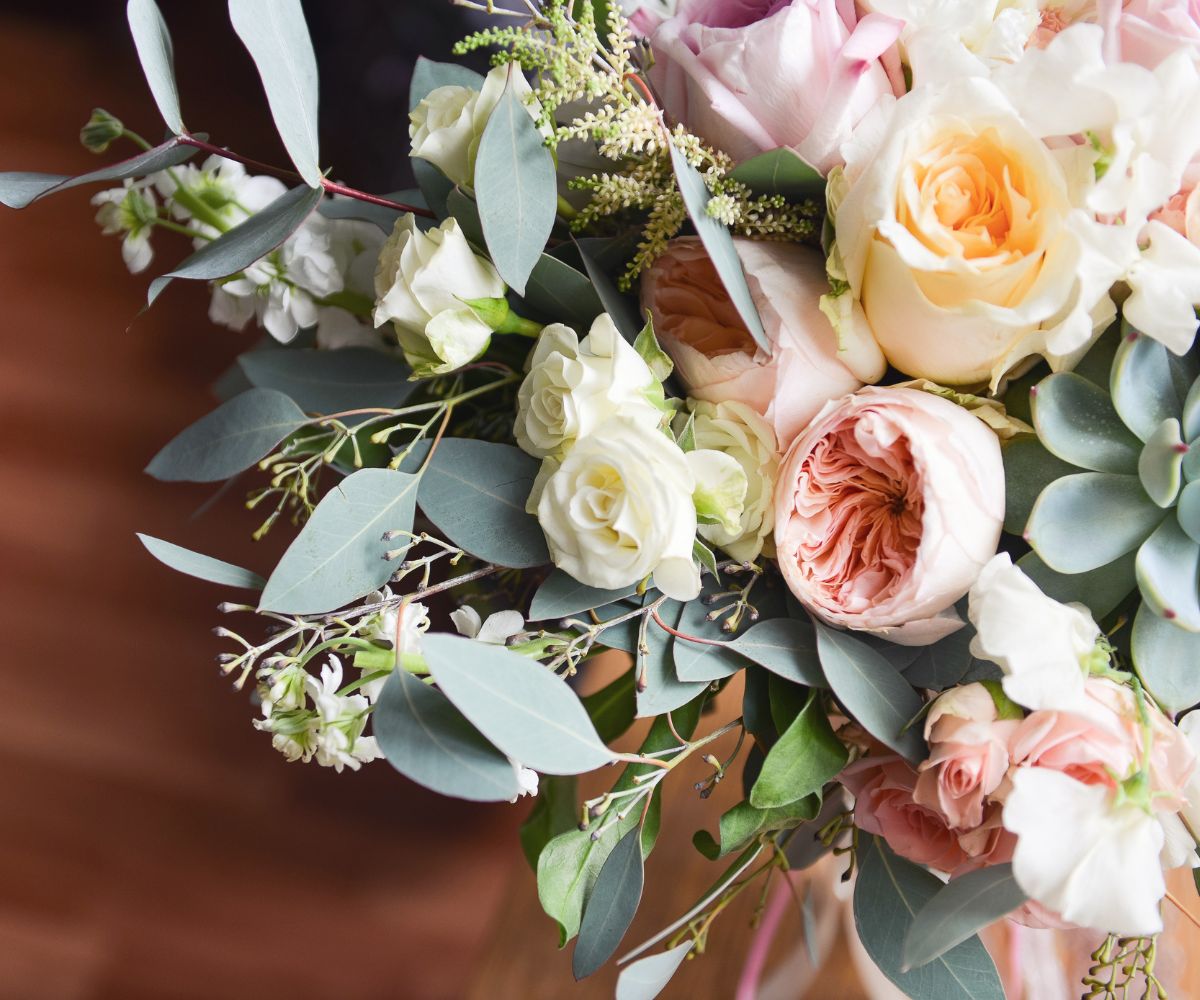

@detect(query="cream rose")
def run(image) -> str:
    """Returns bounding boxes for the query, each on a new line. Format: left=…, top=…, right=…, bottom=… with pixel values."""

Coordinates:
left=829, top=77, right=1110, bottom=388
left=373, top=215, right=506, bottom=376
left=514, top=314, right=665, bottom=459
left=641, top=238, right=869, bottom=449
left=535, top=417, right=701, bottom=601
left=409, top=64, right=537, bottom=189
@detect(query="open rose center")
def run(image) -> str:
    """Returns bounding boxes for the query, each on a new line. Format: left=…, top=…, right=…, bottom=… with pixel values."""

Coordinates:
left=651, top=251, right=757, bottom=358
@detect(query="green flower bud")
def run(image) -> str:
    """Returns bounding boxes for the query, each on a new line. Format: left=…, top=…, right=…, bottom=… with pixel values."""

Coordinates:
left=80, top=108, right=124, bottom=154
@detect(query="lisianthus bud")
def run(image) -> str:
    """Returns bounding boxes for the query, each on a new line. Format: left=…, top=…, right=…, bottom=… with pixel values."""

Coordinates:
left=80, top=107, right=124, bottom=153
left=686, top=448, right=747, bottom=536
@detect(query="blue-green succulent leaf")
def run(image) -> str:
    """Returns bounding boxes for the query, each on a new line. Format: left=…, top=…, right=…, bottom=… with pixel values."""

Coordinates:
left=1131, top=603, right=1200, bottom=714
left=1138, top=418, right=1186, bottom=508
left=1033, top=371, right=1141, bottom=474
left=1136, top=516, right=1200, bottom=632
left=1178, top=481, right=1200, bottom=545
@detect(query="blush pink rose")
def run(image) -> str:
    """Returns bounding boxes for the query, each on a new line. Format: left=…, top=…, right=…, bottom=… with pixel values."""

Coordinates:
left=842, top=753, right=972, bottom=872
left=639, top=0, right=902, bottom=173
left=640, top=238, right=867, bottom=448
left=774, top=386, right=1004, bottom=644
left=1119, top=0, right=1200, bottom=67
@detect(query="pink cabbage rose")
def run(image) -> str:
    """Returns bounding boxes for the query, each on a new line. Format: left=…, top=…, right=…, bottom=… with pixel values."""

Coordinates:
left=1118, top=0, right=1200, bottom=67
left=638, top=0, right=902, bottom=173
left=774, top=386, right=1004, bottom=644
left=641, top=238, right=869, bottom=450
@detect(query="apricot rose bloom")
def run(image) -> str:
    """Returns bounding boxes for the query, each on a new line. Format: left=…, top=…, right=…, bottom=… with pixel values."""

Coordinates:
left=773, top=386, right=1004, bottom=644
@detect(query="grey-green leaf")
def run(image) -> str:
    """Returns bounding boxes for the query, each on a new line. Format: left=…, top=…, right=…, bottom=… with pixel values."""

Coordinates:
left=136, top=533, right=265, bottom=590
left=519, top=253, right=605, bottom=331
left=672, top=584, right=744, bottom=683
left=259, top=468, right=418, bottom=613
left=528, top=570, right=640, bottom=621
left=726, top=617, right=825, bottom=687
left=903, top=626, right=980, bottom=691
left=1136, top=516, right=1200, bottom=631
left=638, top=601, right=708, bottom=718
left=373, top=669, right=521, bottom=802
left=146, top=388, right=307, bottom=482
left=615, top=942, right=694, bottom=1000
left=1111, top=327, right=1198, bottom=443
left=729, top=147, right=824, bottom=203
left=574, top=237, right=642, bottom=341
left=751, top=690, right=847, bottom=809
left=422, top=632, right=614, bottom=775
left=573, top=826, right=645, bottom=980
left=855, top=837, right=1005, bottom=1000
left=148, top=183, right=324, bottom=305
left=1132, top=602, right=1200, bottom=713
left=417, top=439, right=549, bottom=569
left=127, top=0, right=184, bottom=134
left=817, top=624, right=925, bottom=763
left=582, top=669, right=637, bottom=745
left=1032, top=371, right=1141, bottom=474
left=1138, top=418, right=1185, bottom=507
left=238, top=347, right=415, bottom=414
left=520, top=774, right=578, bottom=870
left=903, top=864, right=1027, bottom=972
left=1001, top=434, right=1076, bottom=535
left=669, top=142, right=767, bottom=351
left=474, top=68, right=557, bottom=295
left=1017, top=550, right=1136, bottom=622
left=228, top=0, right=322, bottom=187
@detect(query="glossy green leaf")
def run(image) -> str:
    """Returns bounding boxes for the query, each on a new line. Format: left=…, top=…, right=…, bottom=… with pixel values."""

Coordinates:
left=475, top=68, right=556, bottom=295
left=1026, top=472, right=1163, bottom=573
left=615, top=942, right=694, bottom=1000
left=228, top=0, right=322, bottom=187
left=408, top=56, right=485, bottom=111
left=520, top=775, right=578, bottom=870
left=1138, top=418, right=1186, bottom=507
left=638, top=600, right=708, bottom=717
left=669, top=142, right=767, bottom=351
left=1136, top=516, right=1200, bottom=631
left=1017, top=550, right=1136, bottom=622
left=417, top=439, right=549, bottom=569
left=725, top=617, right=825, bottom=687
left=146, top=387, right=306, bottom=482
left=574, top=237, right=642, bottom=341
left=136, top=533, right=265, bottom=590
left=854, top=837, right=1005, bottom=1000
left=704, top=796, right=820, bottom=859
left=1131, top=603, right=1200, bottom=714
left=528, top=570, right=640, bottom=621
left=1001, top=434, right=1076, bottom=535
left=573, top=826, right=645, bottom=979
left=259, top=468, right=418, bottom=613
left=729, top=147, right=825, bottom=203
left=373, top=669, right=521, bottom=802
left=127, top=0, right=184, bottom=133
left=817, top=624, right=925, bottom=763
left=582, top=669, right=637, bottom=744
left=902, top=864, right=1027, bottom=971
left=1032, top=371, right=1141, bottom=474
left=519, top=252, right=606, bottom=331
left=148, top=183, right=324, bottom=305
left=423, top=633, right=613, bottom=775
left=238, top=347, right=414, bottom=414
left=750, top=690, right=847, bottom=809
left=1111, top=327, right=1197, bottom=443
left=0, top=136, right=198, bottom=209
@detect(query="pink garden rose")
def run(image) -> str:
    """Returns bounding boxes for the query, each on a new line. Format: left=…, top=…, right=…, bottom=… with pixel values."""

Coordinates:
left=774, top=386, right=1004, bottom=644
left=640, top=237, right=868, bottom=448
left=638, top=0, right=902, bottom=173
left=1117, top=0, right=1200, bottom=67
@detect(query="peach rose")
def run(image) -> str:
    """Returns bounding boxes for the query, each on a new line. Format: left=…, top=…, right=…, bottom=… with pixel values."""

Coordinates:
left=641, top=238, right=869, bottom=450
left=774, top=386, right=1004, bottom=644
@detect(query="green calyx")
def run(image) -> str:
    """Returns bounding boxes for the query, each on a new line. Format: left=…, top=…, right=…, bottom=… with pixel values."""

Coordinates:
left=464, top=296, right=543, bottom=337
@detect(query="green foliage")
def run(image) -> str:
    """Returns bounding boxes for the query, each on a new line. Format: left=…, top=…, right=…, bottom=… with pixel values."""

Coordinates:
left=237, top=347, right=415, bottom=415
left=614, top=942, right=693, bottom=1000
left=749, top=690, right=847, bottom=809
left=581, top=669, right=637, bottom=744
left=574, top=825, right=645, bottom=979
left=694, top=795, right=819, bottom=860
left=520, top=775, right=579, bottom=869
left=528, top=570, right=640, bottom=621
left=725, top=617, right=825, bottom=687
left=127, top=0, right=184, bottom=134
left=136, top=533, right=266, bottom=590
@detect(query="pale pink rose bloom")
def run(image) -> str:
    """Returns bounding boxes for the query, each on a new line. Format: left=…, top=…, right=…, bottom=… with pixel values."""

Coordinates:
left=640, top=237, right=865, bottom=449
left=842, top=753, right=973, bottom=872
left=640, top=0, right=903, bottom=173
left=774, top=386, right=1005, bottom=644
left=1029, top=1, right=1200, bottom=67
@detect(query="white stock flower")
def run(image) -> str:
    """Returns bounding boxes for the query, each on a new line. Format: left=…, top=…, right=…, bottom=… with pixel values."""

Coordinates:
left=450, top=605, right=525, bottom=644
left=514, top=314, right=665, bottom=459
left=409, top=64, right=538, bottom=189
left=91, top=179, right=157, bottom=273
left=1003, top=766, right=1167, bottom=935
left=860, top=0, right=1042, bottom=70
left=306, top=657, right=383, bottom=773
left=153, top=155, right=288, bottom=241
left=967, top=554, right=1102, bottom=712
left=534, top=417, right=701, bottom=601
left=359, top=594, right=431, bottom=701
left=686, top=400, right=779, bottom=562
left=373, top=215, right=505, bottom=375
left=511, top=761, right=540, bottom=801
left=317, top=217, right=388, bottom=349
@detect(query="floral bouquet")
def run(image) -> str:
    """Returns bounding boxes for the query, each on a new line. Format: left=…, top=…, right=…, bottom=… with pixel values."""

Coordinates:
left=10, top=0, right=1200, bottom=996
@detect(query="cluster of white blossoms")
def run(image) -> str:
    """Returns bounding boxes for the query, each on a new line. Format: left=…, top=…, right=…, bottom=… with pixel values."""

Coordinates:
left=92, top=155, right=385, bottom=347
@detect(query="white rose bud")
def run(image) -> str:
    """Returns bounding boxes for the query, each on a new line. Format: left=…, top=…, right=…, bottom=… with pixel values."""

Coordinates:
left=373, top=215, right=506, bottom=376
left=535, top=417, right=701, bottom=601
left=514, top=314, right=666, bottom=459
left=409, top=64, right=538, bottom=189
left=686, top=400, right=779, bottom=562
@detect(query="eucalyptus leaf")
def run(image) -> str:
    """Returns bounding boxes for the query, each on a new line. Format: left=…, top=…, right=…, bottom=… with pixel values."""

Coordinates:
left=615, top=942, right=694, bottom=1000
left=136, top=533, right=265, bottom=590
left=445, top=186, right=485, bottom=248
left=238, top=347, right=414, bottom=414
left=529, top=570, right=639, bottom=621
left=817, top=624, right=925, bottom=763
left=750, top=690, right=848, bottom=809
left=127, top=0, right=184, bottom=134
left=148, top=183, right=324, bottom=305
left=228, top=0, right=322, bottom=187
left=408, top=56, right=485, bottom=111
left=1032, top=371, right=1141, bottom=474
left=259, top=468, right=418, bottom=613
left=582, top=668, right=637, bottom=744
left=574, top=237, right=643, bottom=341
left=903, top=864, right=1027, bottom=971
left=638, top=600, right=708, bottom=718
left=854, top=836, right=1005, bottom=1000
left=903, top=625, right=980, bottom=691
left=146, top=387, right=307, bottom=482
left=373, top=669, right=521, bottom=802
left=413, top=159, right=453, bottom=220
left=417, top=439, right=549, bottom=568
left=669, top=142, right=767, bottom=351
left=672, top=582, right=745, bottom=683
left=520, top=775, right=578, bottom=870
left=726, top=617, right=825, bottom=687
left=474, top=68, right=557, bottom=295
left=423, top=633, right=613, bottom=775
left=573, top=826, right=645, bottom=980
left=729, top=147, right=824, bottom=203
left=519, top=253, right=605, bottom=331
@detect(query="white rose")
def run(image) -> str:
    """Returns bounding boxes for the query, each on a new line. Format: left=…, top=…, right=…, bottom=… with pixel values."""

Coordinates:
left=967, top=554, right=1102, bottom=713
left=685, top=400, right=779, bottom=562
left=409, top=64, right=537, bottom=189
left=514, top=314, right=665, bottom=459
left=535, top=417, right=701, bottom=601
left=373, top=215, right=506, bottom=376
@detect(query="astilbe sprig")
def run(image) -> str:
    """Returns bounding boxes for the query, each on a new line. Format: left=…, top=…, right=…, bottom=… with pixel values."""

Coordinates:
left=454, top=0, right=821, bottom=288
